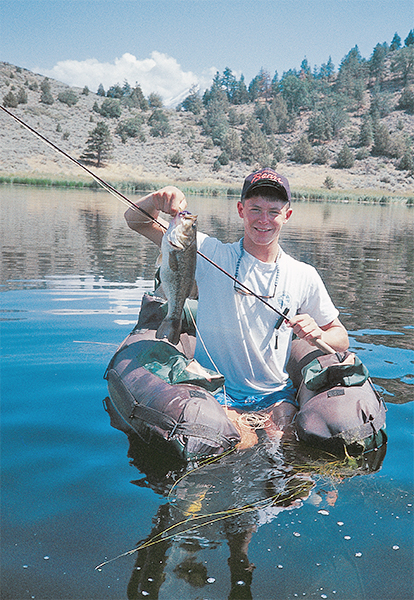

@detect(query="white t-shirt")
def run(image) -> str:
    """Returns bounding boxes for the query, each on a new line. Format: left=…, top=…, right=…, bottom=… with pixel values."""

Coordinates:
left=194, top=233, right=339, bottom=399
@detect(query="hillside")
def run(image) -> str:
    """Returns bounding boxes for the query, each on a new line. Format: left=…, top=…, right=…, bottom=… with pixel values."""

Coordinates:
left=1, top=54, right=414, bottom=199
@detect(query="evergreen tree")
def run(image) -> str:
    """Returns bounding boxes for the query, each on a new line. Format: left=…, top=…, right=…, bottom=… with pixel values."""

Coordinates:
left=271, top=71, right=280, bottom=96
left=221, top=67, right=237, bottom=102
left=125, top=84, right=149, bottom=110
left=241, top=116, right=270, bottom=164
left=148, top=109, right=171, bottom=137
left=290, top=135, right=314, bottom=164
left=148, top=93, right=163, bottom=108
left=371, top=122, right=392, bottom=157
left=369, top=43, right=389, bottom=85
left=222, top=129, right=242, bottom=160
left=99, top=98, right=122, bottom=118
left=334, top=143, right=354, bottom=168
left=391, top=46, right=414, bottom=84
left=122, top=80, right=132, bottom=97
left=80, top=122, right=113, bottom=167
left=115, top=116, right=146, bottom=143
left=280, top=73, right=311, bottom=113
left=404, top=29, right=414, bottom=46
left=336, top=46, right=366, bottom=100
left=232, top=75, right=250, bottom=104
left=397, top=86, right=414, bottom=113
left=359, top=114, right=373, bottom=146
left=390, top=33, right=402, bottom=51
left=179, top=86, right=203, bottom=114
left=97, top=83, right=106, bottom=97
left=106, top=83, right=123, bottom=99
left=397, top=147, right=414, bottom=172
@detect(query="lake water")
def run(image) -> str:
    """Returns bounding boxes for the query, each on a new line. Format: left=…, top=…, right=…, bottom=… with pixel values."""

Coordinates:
left=1, top=185, right=413, bottom=600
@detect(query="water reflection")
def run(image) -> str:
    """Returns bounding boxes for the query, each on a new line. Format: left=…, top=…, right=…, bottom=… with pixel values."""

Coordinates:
left=119, top=432, right=386, bottom=600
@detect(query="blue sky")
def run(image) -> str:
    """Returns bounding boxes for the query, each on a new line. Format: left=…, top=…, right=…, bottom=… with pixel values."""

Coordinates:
left=1, top=0, right=413, bottom=104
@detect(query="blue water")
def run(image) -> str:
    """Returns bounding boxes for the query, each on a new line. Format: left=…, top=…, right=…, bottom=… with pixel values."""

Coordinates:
left=1, top=188, right=413, bottom=599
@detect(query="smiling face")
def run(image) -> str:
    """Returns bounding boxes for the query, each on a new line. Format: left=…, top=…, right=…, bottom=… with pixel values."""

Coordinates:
left=237, top=195, right=292, bottom=261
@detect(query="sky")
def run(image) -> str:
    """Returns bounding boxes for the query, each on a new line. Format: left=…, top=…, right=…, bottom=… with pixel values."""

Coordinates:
left=1, top=0, right=413, bottom=105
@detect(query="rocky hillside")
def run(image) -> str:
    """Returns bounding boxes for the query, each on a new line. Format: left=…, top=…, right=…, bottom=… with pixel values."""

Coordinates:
left=1, top=60, right=413, bottom=198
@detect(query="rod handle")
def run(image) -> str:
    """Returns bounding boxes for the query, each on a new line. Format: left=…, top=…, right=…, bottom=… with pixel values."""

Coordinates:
left=313, top=338, right=336, bottom=355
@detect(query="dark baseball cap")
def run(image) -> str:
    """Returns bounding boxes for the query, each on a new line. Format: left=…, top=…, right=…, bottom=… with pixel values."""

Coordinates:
left=241, top=168, right=291, bottom=204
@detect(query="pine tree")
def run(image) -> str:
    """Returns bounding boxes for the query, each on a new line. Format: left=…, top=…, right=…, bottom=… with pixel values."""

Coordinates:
left=390, top=33, right=402, bottom=51
left=404, top=30, right=414, bottom=47
left=335, top=144, right=354, bottom=168
left=80, top=122, right=113, bottom=167
left=290, top=135, right=314, bottom=164
left=359, top=115, right=373, bottom=146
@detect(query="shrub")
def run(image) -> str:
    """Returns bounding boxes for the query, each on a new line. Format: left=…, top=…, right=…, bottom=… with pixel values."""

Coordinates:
left=323, top=176, right=335, bottom=189
left=217, top=151, right=230, bottom=165
left=57, top=89, right=78, bottom=106
left=3, top=91, right=18, bottom=108
left=16, top=87, right=28, bottom=104
left=355, top=148, right=369, bottom=160
left=82, top=86, right=90, bottom=96
left=40, top=79, right=54, bottom=105
left=166, top=151, right=184, bottom=168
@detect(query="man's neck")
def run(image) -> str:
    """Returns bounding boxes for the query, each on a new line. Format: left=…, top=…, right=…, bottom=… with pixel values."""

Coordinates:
left=242, top=237, right=280, bottom=263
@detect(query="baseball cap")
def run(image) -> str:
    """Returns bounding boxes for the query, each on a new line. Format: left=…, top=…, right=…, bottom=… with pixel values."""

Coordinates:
left=241, top=168, right=291, bottom=204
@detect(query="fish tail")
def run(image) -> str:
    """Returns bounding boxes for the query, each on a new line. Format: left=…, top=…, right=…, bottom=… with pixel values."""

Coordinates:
left=156, top=317, right=182, bottom=345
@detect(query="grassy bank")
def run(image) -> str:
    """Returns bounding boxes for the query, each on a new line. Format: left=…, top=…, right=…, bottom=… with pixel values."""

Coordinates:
left=1, top=174, right=413, bottom=205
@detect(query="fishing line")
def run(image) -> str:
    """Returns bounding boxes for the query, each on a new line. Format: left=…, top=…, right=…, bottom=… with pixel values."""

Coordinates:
left=2, top=106, right=335, bottom=354
left=95, top=478, right=310, bottom=570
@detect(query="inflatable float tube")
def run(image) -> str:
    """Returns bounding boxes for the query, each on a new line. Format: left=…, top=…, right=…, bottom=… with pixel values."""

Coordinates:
left=104, top=294, right=386, bottom=461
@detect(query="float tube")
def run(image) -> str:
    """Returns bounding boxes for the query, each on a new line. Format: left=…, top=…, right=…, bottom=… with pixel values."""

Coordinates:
left=104, top=294, right=386, bottom=461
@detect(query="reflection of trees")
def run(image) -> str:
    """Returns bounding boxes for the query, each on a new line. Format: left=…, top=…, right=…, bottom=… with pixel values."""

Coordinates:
left=282, top=219, right=414, bottom=350
left=2, top=192, right=413, bottom=351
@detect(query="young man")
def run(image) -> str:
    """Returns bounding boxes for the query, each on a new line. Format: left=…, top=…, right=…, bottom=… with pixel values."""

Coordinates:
left=125, top=169, right=349, bottom=445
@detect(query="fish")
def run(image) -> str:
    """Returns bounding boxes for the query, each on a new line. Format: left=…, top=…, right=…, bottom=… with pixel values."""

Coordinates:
left=156, top=211, right=197, bottom=345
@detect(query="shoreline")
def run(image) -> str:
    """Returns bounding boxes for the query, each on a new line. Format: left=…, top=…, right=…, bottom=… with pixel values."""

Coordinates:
left=1, top=173, right=413, bottom=205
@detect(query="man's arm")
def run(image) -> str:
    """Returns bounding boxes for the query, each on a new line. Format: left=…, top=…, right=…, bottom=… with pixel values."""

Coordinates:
left=289, top=315, right=349, bottom=353
left=124, top=186, right=187, bottom=247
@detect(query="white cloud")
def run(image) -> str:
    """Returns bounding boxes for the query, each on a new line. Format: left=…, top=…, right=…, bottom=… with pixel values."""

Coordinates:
left=37, top=52, right=215, bottom=106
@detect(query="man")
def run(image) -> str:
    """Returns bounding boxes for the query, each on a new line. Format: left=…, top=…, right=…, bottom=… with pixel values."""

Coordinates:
left=125, top=168, right=349, bottom=446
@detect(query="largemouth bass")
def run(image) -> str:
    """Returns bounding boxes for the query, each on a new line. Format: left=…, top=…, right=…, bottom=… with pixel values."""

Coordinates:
left=156, top=211, right=197, bottom=345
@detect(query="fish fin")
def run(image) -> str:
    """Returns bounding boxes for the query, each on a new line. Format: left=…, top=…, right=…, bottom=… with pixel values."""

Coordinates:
left=168, top=252, right=179, bottom=272
left=156, top=317, right=182, bottom=345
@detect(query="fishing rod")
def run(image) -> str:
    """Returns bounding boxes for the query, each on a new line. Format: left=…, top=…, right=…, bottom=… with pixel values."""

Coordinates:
left=1, top=105, right=335, bottom=354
